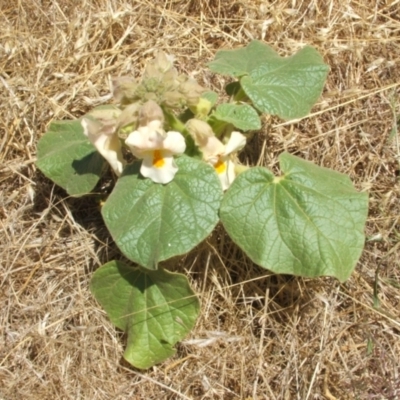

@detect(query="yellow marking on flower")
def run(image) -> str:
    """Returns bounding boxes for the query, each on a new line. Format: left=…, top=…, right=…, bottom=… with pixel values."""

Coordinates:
left=214, top=159, right=226, bottom=174
left=152, top=150, right=165, bottom=168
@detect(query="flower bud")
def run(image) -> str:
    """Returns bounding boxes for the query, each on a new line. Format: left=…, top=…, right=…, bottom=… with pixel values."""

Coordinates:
left=163, top=91, right=185, bottom=108
left=189, top=97, right=212, bottom=118
left=179, top=78, right=205, bottom=106
left=112, top=76, right=138, bottom=104
left=144, top=52, right=175, bottom=80
left=117, top=102, right=141, bottom=133
left=138, top=100, right=164, bottom=126
left=186, top=119, right=214, bottom=147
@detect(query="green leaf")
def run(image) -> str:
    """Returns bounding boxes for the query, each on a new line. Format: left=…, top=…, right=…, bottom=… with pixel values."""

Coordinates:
left=220, top=152, right=368, bottom=282
left=208, top=40, right=329, bottom=120
left=208, top=40, right=278, bottom=77
left=90, top=261, right=200, bottom=369
left=211, top=103, right=261, bottom=131
left=102, top=156, right=223, bottom=269
left=36, top=120, right=106, bottom=197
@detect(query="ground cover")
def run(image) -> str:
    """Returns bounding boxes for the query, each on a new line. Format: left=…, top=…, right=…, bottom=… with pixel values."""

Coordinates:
left=1, top=1, right=399, bottom=398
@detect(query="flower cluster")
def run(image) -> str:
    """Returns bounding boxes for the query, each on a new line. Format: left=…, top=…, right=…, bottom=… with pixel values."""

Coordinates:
left=113, top=52, right=205, bottom=109
left=82, top=100, right=186, bottom=184
left=81, top=52, right=247, bottom=189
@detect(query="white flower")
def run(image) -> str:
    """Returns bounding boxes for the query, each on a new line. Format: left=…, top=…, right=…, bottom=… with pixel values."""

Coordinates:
left=125, top=120, right=186, bottom=184
left=81, top=117, right=125, bottom=176
left=201, top=131, right=246, bottom=190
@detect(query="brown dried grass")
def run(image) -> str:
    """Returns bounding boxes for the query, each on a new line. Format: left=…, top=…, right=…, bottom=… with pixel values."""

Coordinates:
left=1, top=0, right=400, bottom=399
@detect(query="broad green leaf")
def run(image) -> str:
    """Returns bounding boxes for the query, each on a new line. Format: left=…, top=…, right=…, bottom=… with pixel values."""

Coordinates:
left=211, top=103, right=261, bottom=131
left=36, top=120, right=106, bottom=197
left=240, top=47, right=329, bottom=119
left=90, top=261, right=200, bottom=369
left=208, top=40, right=278, bottom=77
left=102, top=156, right=223, bottom=269
left=208, top=40, right=329, bottom=120
left=220, top=152, right=368, bottom=282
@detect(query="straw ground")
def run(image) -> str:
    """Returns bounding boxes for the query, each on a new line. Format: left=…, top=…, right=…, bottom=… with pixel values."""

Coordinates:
left=1, top=0, right=399, bottom=399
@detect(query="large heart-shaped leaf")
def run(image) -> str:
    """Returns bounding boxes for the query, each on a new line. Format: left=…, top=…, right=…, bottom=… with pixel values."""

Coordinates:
left=220, top=152, right=368, bottom=282
left=210, top=103, right=261, bottom=131
left=208, top=40, right=279, bottom=77
left=102, top=156, right=223, bottom=269
left=36, top=120, right=106, bottom=196
left=208, top=40, right=329, bottom=120
left=90, top=261, right=200, bottom=369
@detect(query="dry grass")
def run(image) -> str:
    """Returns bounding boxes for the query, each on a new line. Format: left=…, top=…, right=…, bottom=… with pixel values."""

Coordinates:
left=1, top=0, right=400, bottom=399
